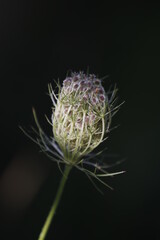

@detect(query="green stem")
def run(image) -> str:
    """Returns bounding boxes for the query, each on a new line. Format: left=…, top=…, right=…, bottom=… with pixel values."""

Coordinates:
left=38, top=164, right=72, bottom=240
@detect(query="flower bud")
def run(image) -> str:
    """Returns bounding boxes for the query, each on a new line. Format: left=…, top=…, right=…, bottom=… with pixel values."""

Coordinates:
left=51, top=72, right=107, bottom=163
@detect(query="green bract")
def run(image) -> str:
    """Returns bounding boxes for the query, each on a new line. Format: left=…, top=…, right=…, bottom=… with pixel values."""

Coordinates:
left=21, top=71, right=124, bottom=192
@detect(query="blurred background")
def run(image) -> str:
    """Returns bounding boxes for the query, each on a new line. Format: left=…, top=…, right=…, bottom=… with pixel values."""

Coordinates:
left=0, top=1, right=160, bottom=239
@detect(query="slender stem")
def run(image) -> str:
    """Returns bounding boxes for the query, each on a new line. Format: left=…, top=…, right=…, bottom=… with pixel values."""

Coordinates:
left=38, top=164, right=72, bottom=240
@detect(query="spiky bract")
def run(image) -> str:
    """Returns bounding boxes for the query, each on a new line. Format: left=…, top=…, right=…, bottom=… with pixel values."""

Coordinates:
left=21, top=71, right=124, bottom=192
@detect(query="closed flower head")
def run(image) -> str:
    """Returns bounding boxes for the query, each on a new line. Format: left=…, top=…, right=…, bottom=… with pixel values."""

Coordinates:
left=51, top=72, right=107, bottom=163
left=21, top=70, right=124, bottom=193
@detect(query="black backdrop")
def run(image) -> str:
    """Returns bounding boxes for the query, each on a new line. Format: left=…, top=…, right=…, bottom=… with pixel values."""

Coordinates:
left=0, top=1, right=160, bottom=240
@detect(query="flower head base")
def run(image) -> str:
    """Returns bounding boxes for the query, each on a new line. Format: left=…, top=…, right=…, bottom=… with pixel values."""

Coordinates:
left=52, top=72, right=107, bottom=163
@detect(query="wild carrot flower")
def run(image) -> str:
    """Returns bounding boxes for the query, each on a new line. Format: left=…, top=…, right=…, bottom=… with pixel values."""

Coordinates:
left=21, top=71, right=124, bottom=240
left=52, top=72, right=107, bottom=163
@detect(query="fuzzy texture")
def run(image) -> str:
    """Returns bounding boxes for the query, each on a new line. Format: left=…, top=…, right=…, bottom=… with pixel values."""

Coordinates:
left=52, top=72, right=107, bottom=163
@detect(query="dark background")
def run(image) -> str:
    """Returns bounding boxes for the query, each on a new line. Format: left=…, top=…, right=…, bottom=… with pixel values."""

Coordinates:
left=0, top=1, right=160, bottom=240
